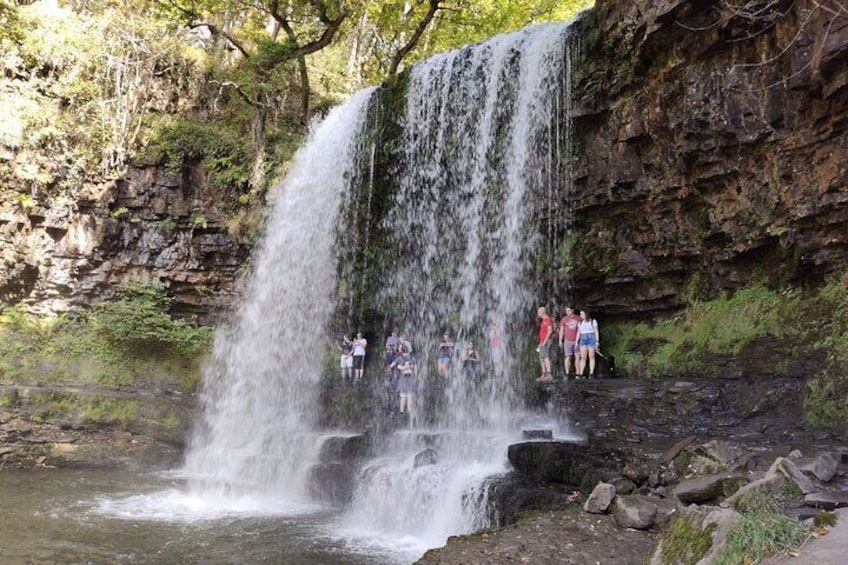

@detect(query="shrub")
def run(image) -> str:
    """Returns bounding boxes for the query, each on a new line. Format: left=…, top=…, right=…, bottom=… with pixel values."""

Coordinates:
left=0, top=283, right=210, bottom=391
left=88, top=282, right=212, bottom=357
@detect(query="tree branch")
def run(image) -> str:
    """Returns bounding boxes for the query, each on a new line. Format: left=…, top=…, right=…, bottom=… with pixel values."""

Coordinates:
left=189, top=23, right=251, bottom=58
left=213, top=80, right=266, bottom=108
left=388, top=0, right=441, bottom=78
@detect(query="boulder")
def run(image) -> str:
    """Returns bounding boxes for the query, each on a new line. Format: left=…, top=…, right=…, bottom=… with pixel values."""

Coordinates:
left=725, top=474, right=787, bottom=509
left=658, top=435, right=696, bottom=465
left=318, top=434, right=371, bottom=463
left=798, top=453, right=840, bottom=483
left=414, top=448, right=438, bottom=468
left=612, top=495, right=660, bottom=530
left=507, top=441, right=608, bottom=489
left=674, top=473, right=747, bottom=504
left=647, top=506, right=741, bottom=565
left=611, top=476, right=637, bottom=495
left=766, top=457, right=816, bottom=494
left=584, top=482, right=616, bottom=514
left=307, top=462, right=356, bottom=505
left=804, top=491, right=848, bottom=511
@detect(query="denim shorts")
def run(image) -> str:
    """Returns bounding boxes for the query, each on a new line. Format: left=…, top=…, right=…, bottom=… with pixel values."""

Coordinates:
left=578, top=334, right=596, bottom=348
left=562, top=340, right=577, bottom=356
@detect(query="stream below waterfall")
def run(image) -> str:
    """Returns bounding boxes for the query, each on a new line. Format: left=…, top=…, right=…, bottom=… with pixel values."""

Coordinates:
left=0, top=469, right=418, bottom=564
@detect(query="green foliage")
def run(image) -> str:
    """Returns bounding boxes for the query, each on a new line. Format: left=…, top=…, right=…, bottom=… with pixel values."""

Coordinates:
left=88, top=283, right=212, bottom=357
left=660, top=515, right=715, bottom=565
left=0, top=1, right=210, bottom=188
left=158, top=217, right=178, bottom=232
left=606, top=286, right=783, bottom=377
left=813, top=512, right=837, bottom=528
left=804, top=375, right=848, bottom=437
left=81, top=398, right=141, bottom=430
left=110, top=206, right=129, bottom=219
left=801, top=273, right=848, bottom=436
left=0, top=1, right=25, bottom=43
left=0, top=284, right=210, bottom=391
left=714, top=490, right=808, bottom=565
left=147, top=118, right=252, bottom=190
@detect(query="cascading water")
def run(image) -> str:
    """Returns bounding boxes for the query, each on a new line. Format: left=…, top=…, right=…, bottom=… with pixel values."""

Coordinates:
left=339, top=23, right=578, bottom=555
left=182, top=88, right=376, bottom=504
left=145, top=18, right=579, bottom=563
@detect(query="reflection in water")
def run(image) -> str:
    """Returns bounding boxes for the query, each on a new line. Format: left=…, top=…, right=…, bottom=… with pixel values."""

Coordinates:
left=0, top=469, right=402, bottom=564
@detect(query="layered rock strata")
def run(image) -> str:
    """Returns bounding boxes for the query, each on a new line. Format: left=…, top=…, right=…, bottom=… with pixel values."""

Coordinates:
left=568, top=0, right=848, bottom=315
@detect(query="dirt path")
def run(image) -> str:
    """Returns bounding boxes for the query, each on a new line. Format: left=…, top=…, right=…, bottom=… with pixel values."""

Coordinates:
left=416, top=506, right=656, bottom=565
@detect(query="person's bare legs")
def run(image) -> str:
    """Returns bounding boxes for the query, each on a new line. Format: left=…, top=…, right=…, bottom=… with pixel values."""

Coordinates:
left=577, top=346, right=587, bottom=377
left=587, top=348, right=596, bottom=377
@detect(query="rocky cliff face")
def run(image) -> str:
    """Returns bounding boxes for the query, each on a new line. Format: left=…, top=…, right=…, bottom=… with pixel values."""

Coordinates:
left=568, top=0, right=848, bottom=316
left=4, top=0, right=846, bottom=324
left=0, top=161, right=249, bottom=322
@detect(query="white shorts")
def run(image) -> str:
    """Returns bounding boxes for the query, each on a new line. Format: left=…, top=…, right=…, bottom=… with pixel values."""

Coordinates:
left=400, top=392, right=413, bottom=400
left=341, top=354, right=353, bottom=368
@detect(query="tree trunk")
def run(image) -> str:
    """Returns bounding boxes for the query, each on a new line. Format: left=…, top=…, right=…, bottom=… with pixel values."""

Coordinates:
left=250, top=105, right=267, bottom=190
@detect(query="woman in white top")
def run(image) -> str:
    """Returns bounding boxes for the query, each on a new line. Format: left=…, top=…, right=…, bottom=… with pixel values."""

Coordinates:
left=576, top=309, right=599, bottom=378
left=352, top=332, right=367, bottom=381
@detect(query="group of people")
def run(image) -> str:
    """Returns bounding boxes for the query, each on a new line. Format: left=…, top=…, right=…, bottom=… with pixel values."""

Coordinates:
left=536, top=305, right=601, bottom=382
left=336, top=304, right=601, bottom=415
left=338, top=332, right=368, bottom=382
left=337, top=324, right=506, bottom=421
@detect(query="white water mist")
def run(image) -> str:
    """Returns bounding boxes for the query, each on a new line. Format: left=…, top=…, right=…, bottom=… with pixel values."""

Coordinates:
left=342, top=22, right=577, bottom=553
left=183, top=89, right=376, bottom=500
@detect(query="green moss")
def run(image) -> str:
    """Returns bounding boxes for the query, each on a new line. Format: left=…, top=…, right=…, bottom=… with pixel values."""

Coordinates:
left=660, top=515, right=715, bottom=565
left=722, top=477, right=749, bottom=498
left=81, top=398, right=141, bottom=430
left=813, top=512, right=837, bottom=528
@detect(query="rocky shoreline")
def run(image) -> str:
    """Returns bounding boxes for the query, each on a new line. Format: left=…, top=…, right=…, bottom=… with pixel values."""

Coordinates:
left=3, top=376, right=848, bottom=564
left=0, top=384, right=191, bottom=471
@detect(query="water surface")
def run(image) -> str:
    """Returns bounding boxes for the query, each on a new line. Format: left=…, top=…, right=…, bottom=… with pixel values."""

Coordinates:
left=0, top=469, right=402, bottom=564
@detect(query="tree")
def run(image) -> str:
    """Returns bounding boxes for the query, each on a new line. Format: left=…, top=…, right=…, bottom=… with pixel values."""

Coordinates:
left=156, top=0, right=349, bottom=188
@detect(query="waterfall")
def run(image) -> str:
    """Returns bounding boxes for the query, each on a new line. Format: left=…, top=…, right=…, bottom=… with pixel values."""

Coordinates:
left=183, top=88, right=376, bottom=501
left=340, top=22, right=576, bottom=556
left=180, top=18, right=578, bottom=561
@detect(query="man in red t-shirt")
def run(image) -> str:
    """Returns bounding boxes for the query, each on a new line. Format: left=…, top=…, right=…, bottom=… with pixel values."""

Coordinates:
left=536, top=306, right=554, bottom=382
left=558, top=305, right=581, bottom=379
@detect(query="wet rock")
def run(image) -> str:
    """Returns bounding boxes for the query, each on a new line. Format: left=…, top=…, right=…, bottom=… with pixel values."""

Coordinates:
left=308, top=462, right=356, bottom=505
left=483, top=474, right=578, bottom=525
left=584, top=482, right=616, bottom=514
left=507, top=441, right=609, bottom=489
left=612, top=495, right=660, bottom=530
left=521, top=429, right=553, bottom=440
left=804, top=492, right=848, bottom=511
left=674, top=474, right=748, bottom=504
left=667, top=381, right=700, bottom=394
left=611, top=476, right=637, bottom=495
left=318, top=434, right=371, bottom=463
left=797, top=453, right=839, bottom=483
left=658, top=435, right=695, bottom=466
left=695, top=440, right=743, bottom=466
left=414, top=448, right=438, bottom=468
